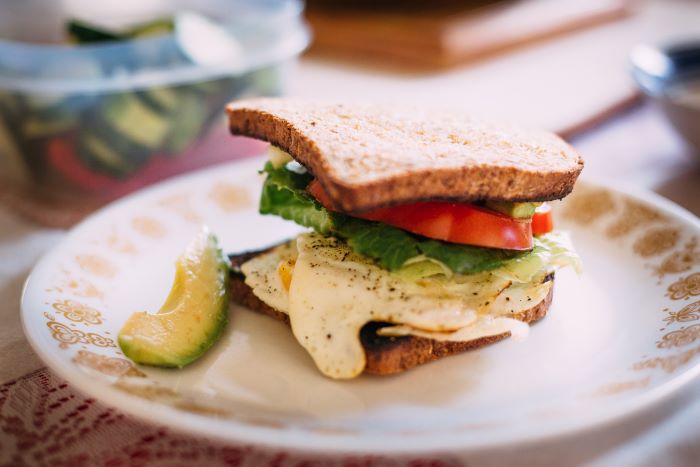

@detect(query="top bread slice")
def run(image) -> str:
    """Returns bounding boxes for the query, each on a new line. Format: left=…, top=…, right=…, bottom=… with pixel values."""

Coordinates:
left=226, top=98, right=584, bottom=213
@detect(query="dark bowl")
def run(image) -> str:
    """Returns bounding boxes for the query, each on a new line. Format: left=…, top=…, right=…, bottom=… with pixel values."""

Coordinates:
left=631, top=41, right=700, bottom=153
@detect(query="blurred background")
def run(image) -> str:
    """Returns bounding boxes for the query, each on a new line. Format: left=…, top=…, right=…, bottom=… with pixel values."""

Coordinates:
left=0, top=0, right=698, bottom=226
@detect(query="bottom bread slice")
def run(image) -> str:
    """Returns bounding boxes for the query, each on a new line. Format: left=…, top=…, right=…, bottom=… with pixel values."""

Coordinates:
left=229, top=254, right=554, bottom=375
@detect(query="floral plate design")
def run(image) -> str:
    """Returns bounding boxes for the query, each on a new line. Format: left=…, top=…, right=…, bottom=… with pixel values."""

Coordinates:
left=21, top=155, right=700, bottom=456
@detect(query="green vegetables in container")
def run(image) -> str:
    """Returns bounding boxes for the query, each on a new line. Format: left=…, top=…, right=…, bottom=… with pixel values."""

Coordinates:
left=0, top=13, right=289, bottom=195
left=67, top=18, right=176, bottom=44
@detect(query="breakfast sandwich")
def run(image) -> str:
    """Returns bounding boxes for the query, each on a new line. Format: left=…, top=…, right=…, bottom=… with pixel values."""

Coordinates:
left=225, top=98, right=583, bottom=379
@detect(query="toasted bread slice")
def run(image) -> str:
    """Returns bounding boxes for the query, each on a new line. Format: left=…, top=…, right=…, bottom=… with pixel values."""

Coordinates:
left=226, top=98, right=583, bottom=213
left=229, top=251, right=554, bottom=375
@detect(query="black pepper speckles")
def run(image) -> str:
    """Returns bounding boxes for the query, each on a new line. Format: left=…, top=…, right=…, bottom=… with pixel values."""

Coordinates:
left=276, top=232, right=552, bottom=378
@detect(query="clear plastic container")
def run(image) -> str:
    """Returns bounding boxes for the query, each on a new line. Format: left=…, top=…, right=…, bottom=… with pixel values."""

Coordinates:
left=0, top=0, right=310, bottom=226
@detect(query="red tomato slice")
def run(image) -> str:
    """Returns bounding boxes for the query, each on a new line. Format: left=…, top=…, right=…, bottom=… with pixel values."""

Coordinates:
left=532, top=204, right=554, bottom=236
left=308, top=180, right=534, bottom=250
left=308, top=178, right=334, bottom=209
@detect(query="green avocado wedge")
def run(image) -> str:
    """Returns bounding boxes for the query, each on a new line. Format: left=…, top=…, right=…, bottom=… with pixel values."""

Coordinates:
left=484, top=201, right=539, bottom=219
left=118, top=229, right=230, bottom=368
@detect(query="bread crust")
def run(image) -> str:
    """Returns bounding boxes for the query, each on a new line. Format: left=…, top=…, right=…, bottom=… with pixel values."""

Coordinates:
left=226, top=98, right=584, bottom=213
left=229, top=264, right=553, bottom=375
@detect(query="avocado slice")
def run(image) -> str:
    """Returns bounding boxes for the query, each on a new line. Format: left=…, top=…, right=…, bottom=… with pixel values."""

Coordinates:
left=485, top=201, right=539, bottom=219
left=118, top=229, right=230, bottom=368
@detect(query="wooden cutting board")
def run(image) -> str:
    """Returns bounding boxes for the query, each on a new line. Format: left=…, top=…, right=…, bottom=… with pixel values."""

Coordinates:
left=306, top=0, right=632, bottom=68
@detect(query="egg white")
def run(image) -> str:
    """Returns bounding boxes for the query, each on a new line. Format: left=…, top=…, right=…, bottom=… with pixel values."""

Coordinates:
left=242, top=233, right=556, bottom=379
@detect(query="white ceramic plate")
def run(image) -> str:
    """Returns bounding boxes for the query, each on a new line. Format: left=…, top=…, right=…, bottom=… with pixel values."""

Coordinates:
left=21, top=155, right=700, bottom=456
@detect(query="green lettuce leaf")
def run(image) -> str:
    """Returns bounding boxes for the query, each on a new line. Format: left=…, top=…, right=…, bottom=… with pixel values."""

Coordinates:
left=259, top=162, right=334, bottom=234
left=333, top=216, right=421, bottom=271
left=492, top=231, right=582, bottom=283
left=417, top=239, right=523, bottom=274
left=258, top=163, right=537, bottom=274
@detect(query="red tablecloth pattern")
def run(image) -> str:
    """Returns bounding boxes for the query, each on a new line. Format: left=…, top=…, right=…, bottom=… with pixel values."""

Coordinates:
left=0, top=369, right=460, bottom=467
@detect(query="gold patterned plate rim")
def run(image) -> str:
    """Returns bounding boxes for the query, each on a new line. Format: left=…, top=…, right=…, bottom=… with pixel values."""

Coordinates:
left=19, top=156, right=700, bottom=455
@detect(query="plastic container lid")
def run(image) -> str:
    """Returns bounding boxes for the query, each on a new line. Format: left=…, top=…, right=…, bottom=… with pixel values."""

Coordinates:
left=0, top=0, right=310, bottom=94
